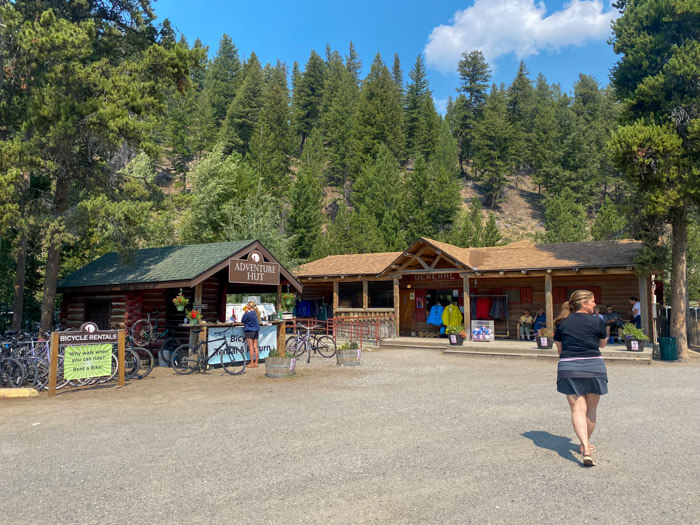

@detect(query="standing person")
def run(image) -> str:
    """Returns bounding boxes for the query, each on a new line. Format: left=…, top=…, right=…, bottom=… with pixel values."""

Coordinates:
left=241, top=300, right=260, bottom=368
left=554, top=290, right=608, bottom=467
left=629, top=296, right=641, bottom=329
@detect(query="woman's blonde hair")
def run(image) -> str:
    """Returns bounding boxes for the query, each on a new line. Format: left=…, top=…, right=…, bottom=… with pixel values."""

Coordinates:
left=554, top=289, right=594, bottom=325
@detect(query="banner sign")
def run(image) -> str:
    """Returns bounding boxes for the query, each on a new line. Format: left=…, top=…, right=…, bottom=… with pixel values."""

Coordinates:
left=229, top=250, right=280, bottom=285
left=64, top=344, right=113, bottom=380
left=207, top=325, right=277, bottom=364
left=59, top=330, right=118, bottom=344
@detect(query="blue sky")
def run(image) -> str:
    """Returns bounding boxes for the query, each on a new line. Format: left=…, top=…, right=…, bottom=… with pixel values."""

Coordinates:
left=154, top=0, right=621, bottom=113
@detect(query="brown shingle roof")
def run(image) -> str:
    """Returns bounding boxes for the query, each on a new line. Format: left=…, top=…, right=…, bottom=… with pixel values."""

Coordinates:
left=294, top=252, right=402, bottom=277
left=296, top=239, right=643, bottom=279
left=465, top=240, right=642, bottom=271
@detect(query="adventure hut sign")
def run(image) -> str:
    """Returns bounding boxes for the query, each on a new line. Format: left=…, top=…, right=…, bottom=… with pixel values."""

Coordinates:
left=229, top=250, right=280, bottom=285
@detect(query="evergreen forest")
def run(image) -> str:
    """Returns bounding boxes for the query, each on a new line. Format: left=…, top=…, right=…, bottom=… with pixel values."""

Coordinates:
left=0, top=0, right=697, bottom=351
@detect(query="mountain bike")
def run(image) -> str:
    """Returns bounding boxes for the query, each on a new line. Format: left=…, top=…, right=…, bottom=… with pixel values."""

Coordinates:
left=129, top=310, right=181, bottom=370
left=286, top=324, right=336, bottom=363
left=170, top=327, right=247, bottom=376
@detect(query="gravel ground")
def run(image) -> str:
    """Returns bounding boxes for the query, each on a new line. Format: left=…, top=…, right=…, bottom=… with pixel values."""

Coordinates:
left=1, top=349, right=699, bottom=524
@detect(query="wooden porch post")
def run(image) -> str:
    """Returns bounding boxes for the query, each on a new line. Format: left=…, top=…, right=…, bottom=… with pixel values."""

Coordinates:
left=362, top=280, right=368, bottom=310
left=333, top=281, right=339, bottom=312
left=276, top=284, right=282, bottom=315
left=393, top=277, right=400, bottom=336
left=639, top=275, right=649, bottom=336
left=462, top=274, right=470, bottom=331
left=545, top=272, right=553, bottom=332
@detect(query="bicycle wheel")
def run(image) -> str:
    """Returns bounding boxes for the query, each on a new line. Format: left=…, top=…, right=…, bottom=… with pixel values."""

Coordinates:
left=160, top=337, right=179, bottom=366
left=26, top=357, right=49, bottom=389
left=124, top=349, right=141, bottom=380
left=95, top=354, right=119, bottom=384
left=1, top=358, right=26, bottom=387
left=131, top=319, right=153, bottom=346
left=132, top=347, right=154, bottom=379
left=313, top=335, right=337, bottom=358
left=221, top=347, right=246, bottom=375
left=171, top=344, right=198, bottom=375
left=285, top=336, right=306, bottom=357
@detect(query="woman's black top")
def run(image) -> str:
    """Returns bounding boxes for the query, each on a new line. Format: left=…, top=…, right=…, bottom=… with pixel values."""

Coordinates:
left=554, top=312, right=606, bottom=359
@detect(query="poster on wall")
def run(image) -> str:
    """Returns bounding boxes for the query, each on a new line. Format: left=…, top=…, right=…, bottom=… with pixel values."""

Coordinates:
left=207, top=325, right=276, bottom=363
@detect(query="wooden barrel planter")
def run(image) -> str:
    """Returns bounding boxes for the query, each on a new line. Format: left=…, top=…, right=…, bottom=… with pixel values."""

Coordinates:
left=265, top=356, right=296, bottom=378
left=336, top=346, right=361, bottom=366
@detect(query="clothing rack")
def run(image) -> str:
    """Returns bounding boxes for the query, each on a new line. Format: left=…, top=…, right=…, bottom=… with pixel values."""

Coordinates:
left=469, top=294, right=510, bottom=338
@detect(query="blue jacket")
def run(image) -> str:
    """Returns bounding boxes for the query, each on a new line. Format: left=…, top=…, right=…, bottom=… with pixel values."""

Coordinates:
left=427, top=304, right=444, bottom=326
left=241, top=311, right=260, bottom=332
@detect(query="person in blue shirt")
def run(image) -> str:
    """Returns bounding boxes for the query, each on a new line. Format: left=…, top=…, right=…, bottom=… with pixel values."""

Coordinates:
left=241, top=301, right=260, bottom=368
left=533, top=307, right=547, bottom=334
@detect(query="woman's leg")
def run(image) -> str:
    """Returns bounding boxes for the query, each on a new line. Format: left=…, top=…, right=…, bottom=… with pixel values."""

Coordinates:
left=252, top=338, right=259, bottom=366
left=566, top=395, right=592, bottom=453
left=246, top=337, right=253, bottom=365
left=583, top=393, right=600, bottom=440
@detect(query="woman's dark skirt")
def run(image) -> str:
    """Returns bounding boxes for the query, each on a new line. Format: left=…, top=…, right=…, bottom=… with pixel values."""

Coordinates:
left=557, top=358, right=608, bottom=396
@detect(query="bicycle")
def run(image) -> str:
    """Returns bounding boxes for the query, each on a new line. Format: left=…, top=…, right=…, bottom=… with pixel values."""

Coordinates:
left=170, top=327, right=246, bottom=376
left=286, top=325, right=336, bottom=363
left=129, top=310, right=181, bottom=373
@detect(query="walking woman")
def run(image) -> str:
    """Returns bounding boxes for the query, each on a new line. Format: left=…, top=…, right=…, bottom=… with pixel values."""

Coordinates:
left=554, top=289, right=608, bottom=466
left=241, top=300, right=260, bottom=368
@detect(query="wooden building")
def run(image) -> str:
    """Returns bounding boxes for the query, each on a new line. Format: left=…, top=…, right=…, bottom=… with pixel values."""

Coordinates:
left=294, top=238, right=657, bottom=339
left=57, top=240, right=302, bottom=346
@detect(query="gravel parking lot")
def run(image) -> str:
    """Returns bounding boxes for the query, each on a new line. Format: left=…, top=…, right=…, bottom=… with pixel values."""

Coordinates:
left=1, top=349, right=699, bottom=524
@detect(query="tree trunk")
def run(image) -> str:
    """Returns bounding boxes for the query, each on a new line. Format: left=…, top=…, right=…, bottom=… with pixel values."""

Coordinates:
left=10, top=232, right=27, bottom=331
left=670, top=211, right=688, bottom=359
left=39, top=178, right=69, bottom=333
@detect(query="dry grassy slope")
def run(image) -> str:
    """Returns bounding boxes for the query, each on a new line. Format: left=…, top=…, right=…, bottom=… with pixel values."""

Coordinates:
left=460, top=174, right=547, bottom=242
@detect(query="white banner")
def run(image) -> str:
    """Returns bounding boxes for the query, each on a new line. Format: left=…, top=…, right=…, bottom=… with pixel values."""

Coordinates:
left=207, top=325, right=277, bottom=363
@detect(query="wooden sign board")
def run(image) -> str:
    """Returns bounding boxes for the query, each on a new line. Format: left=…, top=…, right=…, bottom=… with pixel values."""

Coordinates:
left=229, top=250, right=280, bottom=285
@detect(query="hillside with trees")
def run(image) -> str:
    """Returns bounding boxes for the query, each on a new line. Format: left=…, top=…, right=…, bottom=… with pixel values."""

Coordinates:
left=0, top=0, right=697, bottom=339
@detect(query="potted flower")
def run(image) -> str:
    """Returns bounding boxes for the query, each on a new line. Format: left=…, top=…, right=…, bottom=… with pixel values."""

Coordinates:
left=446, top=324, right=466, bottom=346
left=536, top=328, right=554, bottom=349
left=336, top=341, right=361, bottom=366
left=265, top=347, right=296, bottom=378
left=620, top=322, right=649, bottom=352
left=185, top=309, right=202, bottom=324
left=281, top=292, right=296, bottom=319
left=172, top=289, right=189, bottom=311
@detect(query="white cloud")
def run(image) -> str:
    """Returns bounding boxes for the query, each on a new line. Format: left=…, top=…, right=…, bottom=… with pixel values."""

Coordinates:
left=424, top=0, right=619, bottom=72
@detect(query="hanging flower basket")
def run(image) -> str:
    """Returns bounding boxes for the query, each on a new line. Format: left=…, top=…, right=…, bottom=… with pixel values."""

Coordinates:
left=186, top=309, right=202, bottom=324
left=173, top=289, right=189, bottom=311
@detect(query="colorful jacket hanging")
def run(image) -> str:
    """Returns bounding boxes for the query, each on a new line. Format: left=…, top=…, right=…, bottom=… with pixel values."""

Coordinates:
left=427, top=304, right=444, bottom=326
left=442, top=304, right=463, bottom=327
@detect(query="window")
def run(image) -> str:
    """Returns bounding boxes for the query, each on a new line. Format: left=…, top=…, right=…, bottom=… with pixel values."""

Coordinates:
left=368, top=281, right=393, bottom=308
left=338, top=282, right=362, bottom=308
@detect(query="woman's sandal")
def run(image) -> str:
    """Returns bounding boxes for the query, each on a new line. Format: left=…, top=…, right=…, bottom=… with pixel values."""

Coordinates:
left=579, top=444, right=596, bottom=454
left=581, top=446, right=597, bottom=467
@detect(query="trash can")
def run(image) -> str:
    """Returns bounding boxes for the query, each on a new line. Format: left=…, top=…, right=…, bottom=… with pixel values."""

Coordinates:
left=658, top=337, right=677, bottom=361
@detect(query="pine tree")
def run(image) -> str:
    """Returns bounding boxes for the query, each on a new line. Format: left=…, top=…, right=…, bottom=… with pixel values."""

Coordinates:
left=405, top=55, right=433, bottom=159
left=472, top=85, right=514, bottom=208
left=482, top=212, right=503, bottom=246
left=345, top=41, right=362, bottom=86
left=202, top=34, right=242, bottom=127
left=454, top=50, right=491, bottom=174
left=292, top=50, right=327, bottom=153
left=320, top=51, right=358, bottom=187
left=219, top=52, right=265, bottom=155
left=542, top=188, right=588, bottom=243
left=349, top=53, right=405, bottom=175
left=392, top=53, right=404, bottom=96
left=351, top=144, right=406, bottom=250
left=288, top=131, right=324, bottom=260
left=591, top=196, right=627, bottom=240
left=506, top=61, right=535, bottom=174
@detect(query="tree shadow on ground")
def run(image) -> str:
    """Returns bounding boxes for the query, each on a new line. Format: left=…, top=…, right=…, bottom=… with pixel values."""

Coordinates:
left=521, top=430, right=580, bottom=464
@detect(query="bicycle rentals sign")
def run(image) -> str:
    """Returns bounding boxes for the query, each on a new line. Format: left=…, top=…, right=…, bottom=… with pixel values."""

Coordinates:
left=48, top=323, right=126, bottom=397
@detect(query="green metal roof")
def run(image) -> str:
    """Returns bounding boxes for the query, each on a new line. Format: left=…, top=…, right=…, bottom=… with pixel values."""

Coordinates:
left=58, top=241, right=254, bottom=290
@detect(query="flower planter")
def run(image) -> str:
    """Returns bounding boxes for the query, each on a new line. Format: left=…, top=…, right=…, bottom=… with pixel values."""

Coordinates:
left=176, top=305, right=185, bottom=312
left=336, top=346, right=361, bottom=366
left=625, top=337, right=643, bottom=352
left=536, top=336, right=553, bottom=349
left=265, top=356, right=296, bottom=378
left=448, top=334, right=464, bottom=346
